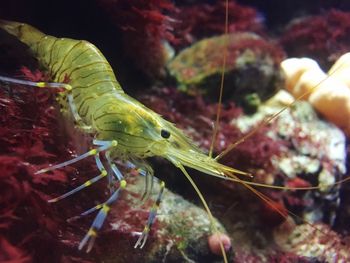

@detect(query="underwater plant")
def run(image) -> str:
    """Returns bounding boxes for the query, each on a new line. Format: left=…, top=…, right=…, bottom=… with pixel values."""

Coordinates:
left=281, top=9, right=350, bottom=69
left=0, top=0, right=350, bottom=262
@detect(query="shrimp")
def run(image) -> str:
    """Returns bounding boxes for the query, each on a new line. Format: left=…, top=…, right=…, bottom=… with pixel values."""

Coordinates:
left=0, top=19, right=255, bottom=260
left=0, top=16, right=348, bottom=263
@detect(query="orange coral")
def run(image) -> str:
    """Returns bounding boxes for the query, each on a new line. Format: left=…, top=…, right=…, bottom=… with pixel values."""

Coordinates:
left=281, top=54, right=350, bottom=136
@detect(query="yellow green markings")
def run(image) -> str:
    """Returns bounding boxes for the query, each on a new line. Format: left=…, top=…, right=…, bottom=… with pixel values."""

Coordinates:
left=87, top=228, right=97, bottom=237
left=120, top=179, right=127, bottom=189
left=65, top=84, right=72, bottom=91
left=89, top=149, right=98, bottom=155
left=143, top=226, right=150, bottom=233
left=101, top=204, right=111, bottom=214
left=36, top=82, right=48, bottom=88
left=36, top=81, right=72, bottom=91
left=79, top=227, right=98, bottom=252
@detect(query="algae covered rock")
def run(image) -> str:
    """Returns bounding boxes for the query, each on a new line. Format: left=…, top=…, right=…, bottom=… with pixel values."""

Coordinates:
left=274, top=222, right=350, bottom=262
left=167, top=32, right=285, bottom=111
left=233, top=90, right=346, bottom=225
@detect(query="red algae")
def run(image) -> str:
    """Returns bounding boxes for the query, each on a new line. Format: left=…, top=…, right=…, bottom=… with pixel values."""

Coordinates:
left=281, top=9, right=350, bottom=69
left=173, top=0, right=265, bottom=48
left=0, top=67, right=92, bottom=262
left=0, top=1, right=350, bottom=262
left=97, top=0, right=176, bottom=79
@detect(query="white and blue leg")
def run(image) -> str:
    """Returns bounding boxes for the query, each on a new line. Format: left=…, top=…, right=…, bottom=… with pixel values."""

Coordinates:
left=126, top=160, right=154, bottom=203
left=105, top=151, right=124, bottom=193
left=78, top=179, right=127, bottom=252
left=36, top=139, right=117, bottom=174
left=134, top=180, right=165, bottom=249
left=44, top=141, right=118, bottom=203
left=0, top=75, right=93, bottom=131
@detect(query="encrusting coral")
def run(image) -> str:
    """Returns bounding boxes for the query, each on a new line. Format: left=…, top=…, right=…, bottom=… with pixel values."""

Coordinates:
left=281, top=53, right=350, bottom=136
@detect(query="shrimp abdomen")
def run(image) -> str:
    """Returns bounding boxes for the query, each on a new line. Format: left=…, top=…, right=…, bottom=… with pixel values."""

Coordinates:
left=0, top=20, right=124, bottom=124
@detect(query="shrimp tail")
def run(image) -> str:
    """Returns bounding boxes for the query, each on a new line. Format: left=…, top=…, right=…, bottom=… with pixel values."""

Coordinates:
left=0, top=19, right=45, bottom=47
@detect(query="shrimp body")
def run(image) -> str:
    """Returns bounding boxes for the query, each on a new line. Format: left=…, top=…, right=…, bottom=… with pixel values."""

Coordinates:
left=0, top=20, right=238, bottom=169
left=0, top=20, right=243, bottom=257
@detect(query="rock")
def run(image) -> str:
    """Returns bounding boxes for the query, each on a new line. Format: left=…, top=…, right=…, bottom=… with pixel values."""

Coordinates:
left=96, top=176, right=232, bottom=263
left=233, top=90, right=346, bottom=225
left=274, top=221, right=350, bottom=262
left=167, top=33, right=285, bottom=112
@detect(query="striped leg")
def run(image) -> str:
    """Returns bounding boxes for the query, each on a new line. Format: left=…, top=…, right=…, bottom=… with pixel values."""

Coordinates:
left=0, top=75, right=72, bottom=91
left=79, top=179, right=127, bottom=252
left=0, top=76, right=92, bottom=130
left=45, top=142, right=117, bottom=203
left=134, top=181, right=165, bottom=249
left=48, top=170, right=107, bottom=203
left=66, top=155, right=124, bottom=222
left=105, top=151, right=124, bottom=193
left=36, top=140, right=117, bottom=174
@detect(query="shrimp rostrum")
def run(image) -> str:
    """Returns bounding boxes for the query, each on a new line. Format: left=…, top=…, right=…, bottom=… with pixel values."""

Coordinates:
left=0, top=20, right=248, bottom=256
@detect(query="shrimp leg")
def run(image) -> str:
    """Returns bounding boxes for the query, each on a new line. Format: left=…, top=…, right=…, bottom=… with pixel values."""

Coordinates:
left=0, top=76, right=92, bottom=130
left=134, top=180, right=165, bottom=249
left=0, top=75, right=71, bottom=90
left=35, top=140, right=117, bottom=174
left=105, top=151, right=124, bottom=193
left=126, top=160, right=154, bottom=202
left=79, top=179, right=127, bottom=252
left=48, top=169, right=108, bottom=203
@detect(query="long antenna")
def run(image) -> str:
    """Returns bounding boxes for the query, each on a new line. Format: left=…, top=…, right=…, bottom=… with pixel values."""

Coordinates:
left=209, top=0, right=229, bottom=158
left=178, top=164, right=228, bottom=263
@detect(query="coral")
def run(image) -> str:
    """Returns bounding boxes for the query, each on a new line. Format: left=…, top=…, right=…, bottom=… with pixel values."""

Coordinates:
left=281, top=54, right=350, bottom=136
left=281, top=57, right=321, bottom=99
left=172, top=0, right=265, bottom=48
left=280, top=9, right=350, bottom=69
left=329, top=52, right=350, bottom=87
left=167, top=33, right=285, bottom=111
left=97, top=0, right=176, bottom=79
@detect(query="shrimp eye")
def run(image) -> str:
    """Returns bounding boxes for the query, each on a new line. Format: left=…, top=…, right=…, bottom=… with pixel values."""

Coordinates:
left=161, top=129, right=171, bottom=139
